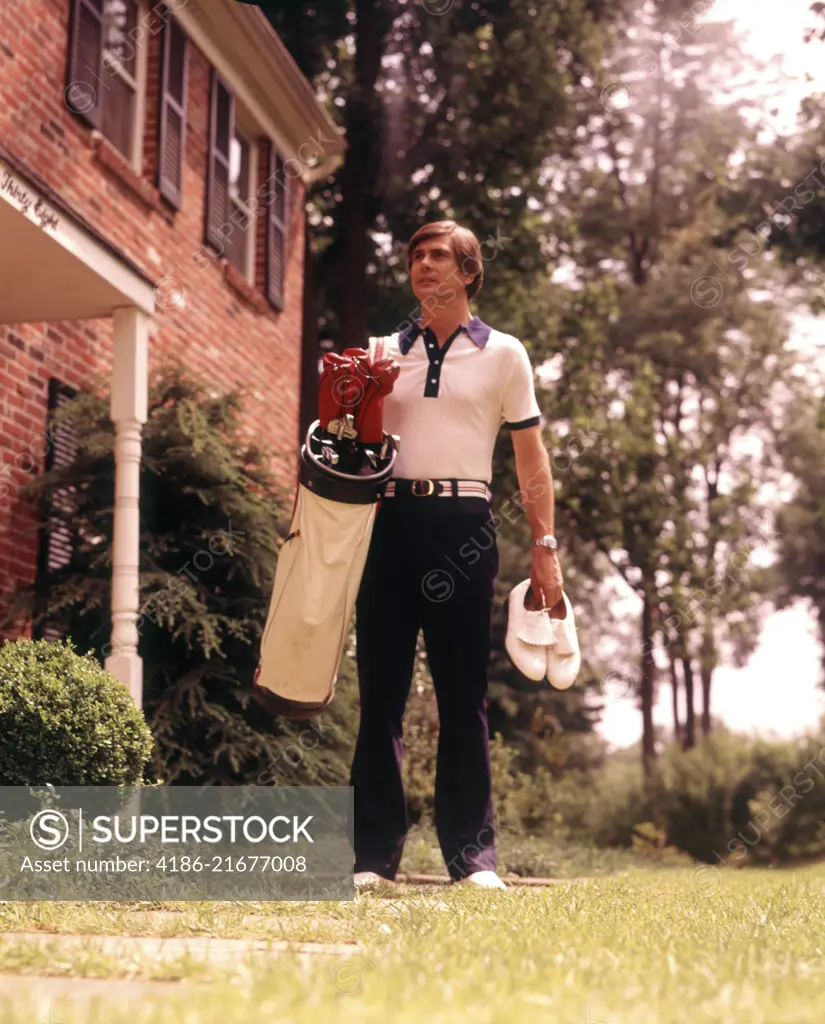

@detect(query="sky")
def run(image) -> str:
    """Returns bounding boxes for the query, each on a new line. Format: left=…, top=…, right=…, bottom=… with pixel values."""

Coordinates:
left=595, top=0, right=825, bottom=748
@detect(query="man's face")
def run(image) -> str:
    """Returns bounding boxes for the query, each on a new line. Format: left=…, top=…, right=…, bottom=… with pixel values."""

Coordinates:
left=409, top=237, right=471, bottom=305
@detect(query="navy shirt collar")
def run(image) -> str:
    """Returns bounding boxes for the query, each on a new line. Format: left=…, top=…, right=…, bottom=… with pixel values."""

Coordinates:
left=398, top=315, right=492, bottom=355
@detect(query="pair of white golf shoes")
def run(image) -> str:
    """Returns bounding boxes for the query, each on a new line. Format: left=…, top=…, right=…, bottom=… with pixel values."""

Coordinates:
left=505, top=580, right=581, bottom=689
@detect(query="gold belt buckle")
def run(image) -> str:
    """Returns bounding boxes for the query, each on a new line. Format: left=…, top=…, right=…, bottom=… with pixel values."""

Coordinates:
left=411, top=479, right=435, bottom=496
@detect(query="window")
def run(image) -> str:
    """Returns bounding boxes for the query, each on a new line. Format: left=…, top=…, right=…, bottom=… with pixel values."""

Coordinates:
left=101, top=0, right=139, bottom=158
left=67, top=0, right=147, bottom=166
left=205, top=71, right=257, bottom=279
left=226, top=130, right=253, bottom=274
left=157, top=13, right=188, bottom=208
left=205, top=73, right=288, bottom=303
left=34, top=380, right=79, bottom=643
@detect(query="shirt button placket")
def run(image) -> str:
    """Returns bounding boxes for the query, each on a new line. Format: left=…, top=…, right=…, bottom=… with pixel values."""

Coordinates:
left=424, top=330, right=441, bottom=396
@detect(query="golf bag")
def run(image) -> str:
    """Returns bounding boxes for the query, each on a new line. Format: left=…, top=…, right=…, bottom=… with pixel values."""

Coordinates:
left=254, top=337, right=400, bottom=717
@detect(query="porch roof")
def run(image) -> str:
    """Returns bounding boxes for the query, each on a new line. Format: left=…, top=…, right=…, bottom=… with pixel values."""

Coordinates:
left=0, top=145, right=156, bottom=326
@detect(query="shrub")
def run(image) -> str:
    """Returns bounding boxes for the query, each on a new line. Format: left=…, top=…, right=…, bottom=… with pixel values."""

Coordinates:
left=551, top=753, right=653, bottom=848
left=0, top=638, right=153, bottom=785
left=401, top=647, right=567, bottom=838
left=2, top=366, right=359, bottom=786
left=645, top=729, right=759, bottom=861
left=735, top=734, right=825, bottom=867
left=560, top=724, right=825, bottom=868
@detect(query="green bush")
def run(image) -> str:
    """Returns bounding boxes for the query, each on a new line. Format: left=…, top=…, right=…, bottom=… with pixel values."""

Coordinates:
left=0, top=638, right=153, bottom=785
left=645, top=729, right=759, bottom=861
left=548, top=753, right=653, bottom=848
left=543, top=725, right=825, bottom=868
left=400, top=637, right=560, bottom=833
left=642, top=728, right=825, bottom=865
left=2, top=366, right=359, bottom=786
left=737, top=734, right=825, bottom=867
left=402, top=704, right=825, bottom=870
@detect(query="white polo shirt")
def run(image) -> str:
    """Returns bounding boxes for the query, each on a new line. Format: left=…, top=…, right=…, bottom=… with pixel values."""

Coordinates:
left=369, top=316, right=542, bottom=484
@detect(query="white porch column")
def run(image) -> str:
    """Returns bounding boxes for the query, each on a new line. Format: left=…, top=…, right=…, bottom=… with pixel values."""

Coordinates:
left=105, top=307, right=150, bottom=707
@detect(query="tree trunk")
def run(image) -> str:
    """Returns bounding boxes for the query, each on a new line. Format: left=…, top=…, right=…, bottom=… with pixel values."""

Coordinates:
left=700, top=662, right=713, bottom=737
left=299, top=228, right=320, bottom=448
left=682, top=656, right=696, bottom=750
left=700, top=617, right=715, bottom=736
left=336, top=0, right=385, bottom=350
left=669, top=651, right=682, bottom=745
left=701, top=461, right=720, bottom=737
left=641, top=590, right=657, bottom=775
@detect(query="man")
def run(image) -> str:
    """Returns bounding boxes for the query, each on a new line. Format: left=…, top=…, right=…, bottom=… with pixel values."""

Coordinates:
left=352, top=220, right=563, bottom=890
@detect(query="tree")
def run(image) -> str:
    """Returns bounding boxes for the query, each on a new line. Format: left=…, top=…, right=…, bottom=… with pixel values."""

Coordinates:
left=772, top=397, right=825, bottom=678
left=1, top=367, right=361, bottom=786
left=720, top=9, right=825, bottom=682
left=259, top=0, right=628, bottom=351
left=804, top=1, right=825, bottom=42
left=537, top=0, right=798, bottom=771
left=254, top=0, right=641, bottom=766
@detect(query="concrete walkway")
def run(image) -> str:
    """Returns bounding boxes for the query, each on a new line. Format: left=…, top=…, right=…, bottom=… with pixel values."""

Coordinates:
left=0, top=972, right=200, bottom=1009
left=397, top=872, right=588, bottom=886
left=0, top=929, right=357, bottom=1018
left=0, top=879, right=587, bottom=1016
left=0, top=930, right=355, bottom=968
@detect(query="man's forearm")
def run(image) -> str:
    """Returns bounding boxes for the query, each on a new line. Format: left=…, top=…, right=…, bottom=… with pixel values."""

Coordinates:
left=515, top=450, right=555, bottom=540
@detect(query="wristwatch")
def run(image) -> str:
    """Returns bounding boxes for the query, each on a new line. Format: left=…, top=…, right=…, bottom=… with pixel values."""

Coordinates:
left=533, top=534, right=558, bottom=551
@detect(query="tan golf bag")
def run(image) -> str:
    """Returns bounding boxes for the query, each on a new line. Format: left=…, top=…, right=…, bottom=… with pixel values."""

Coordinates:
left=253, top=338, right=399, bottom=717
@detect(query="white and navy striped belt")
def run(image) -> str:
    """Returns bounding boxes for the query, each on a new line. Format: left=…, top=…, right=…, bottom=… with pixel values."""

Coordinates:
left=383, top=478, right=492, bottom=500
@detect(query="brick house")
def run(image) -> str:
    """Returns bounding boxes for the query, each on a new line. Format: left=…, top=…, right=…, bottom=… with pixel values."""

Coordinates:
left=0, top=0, right=345, bottom=705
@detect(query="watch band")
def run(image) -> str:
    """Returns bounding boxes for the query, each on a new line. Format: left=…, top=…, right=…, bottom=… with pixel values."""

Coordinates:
left=533, top=534, right=558, bottom=550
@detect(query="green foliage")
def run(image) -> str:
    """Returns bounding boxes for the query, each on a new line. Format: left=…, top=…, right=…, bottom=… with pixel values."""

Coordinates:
left=553, top=726, right=825, bottom=867
left=418, top=719, right=825, bottom=870
left=266, top=0, right=631, bottom=344
left=401, top=632, right=604, bottom=833
left=773, top=399, right=825, bottom=676
left=645, top=729, right=761, bottom=860
left=3, top=366, right=357, bottom=786
left=0, top=638, right=153, bottom=786
left=253, top=637, right=361, bottom=789
left=400, top=820, right=668, bottom=879
left=524, top=0, right=802, bottom=766
left=647, top=727, right=825, bottom=867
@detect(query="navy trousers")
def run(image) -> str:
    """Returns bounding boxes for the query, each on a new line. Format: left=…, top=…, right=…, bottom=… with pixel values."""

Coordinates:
left=351, top=494, right=499, bottom=881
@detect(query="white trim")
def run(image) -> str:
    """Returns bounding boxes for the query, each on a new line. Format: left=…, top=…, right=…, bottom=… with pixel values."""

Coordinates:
left=234, top=6, right=344, bottom=160
left=100, top=0, right=149, bottom=172
left=174, top=3, right=312, bottom=176
left=132, top=0, right=149, bottom=174
left=105, top=308, right=149, bottom=706
left=0, top=156, right=156, bottom=321
left=227, top=125, right=256, bottom=283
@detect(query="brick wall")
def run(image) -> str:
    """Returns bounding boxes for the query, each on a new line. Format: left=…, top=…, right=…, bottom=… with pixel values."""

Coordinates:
left=0, top=0, right=308, bottom=629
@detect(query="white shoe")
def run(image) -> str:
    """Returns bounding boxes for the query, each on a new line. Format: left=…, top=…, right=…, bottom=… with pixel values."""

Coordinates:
left=354, top=870, right=394, bottom=890
left=505, top=578, right=556, bottom=681
left=457, top=870, right=507, bottom=889
left=545, top=591, right=581, bottom=690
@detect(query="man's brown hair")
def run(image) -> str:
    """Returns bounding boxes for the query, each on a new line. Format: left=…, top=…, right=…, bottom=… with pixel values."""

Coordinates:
left=406, top=220, right=484, bottom=299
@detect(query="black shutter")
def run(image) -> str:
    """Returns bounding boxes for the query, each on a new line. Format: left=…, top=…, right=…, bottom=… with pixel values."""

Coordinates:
left=66, top=0, right=105, bottom=130
left=34, top=380, right=79, bottom=642
left=205, top=70, right=234, bottom=253
left=266, top=144, right=287, bottom=310
left=157, top=13, right=189, bottom=209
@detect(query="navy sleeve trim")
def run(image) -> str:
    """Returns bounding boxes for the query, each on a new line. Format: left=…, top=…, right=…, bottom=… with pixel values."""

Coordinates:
left=505, top=415, right=541, bottom=431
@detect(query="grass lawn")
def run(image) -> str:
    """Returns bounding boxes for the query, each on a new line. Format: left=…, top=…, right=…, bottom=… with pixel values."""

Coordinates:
left=2, top=847, right=825, bottom=1023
